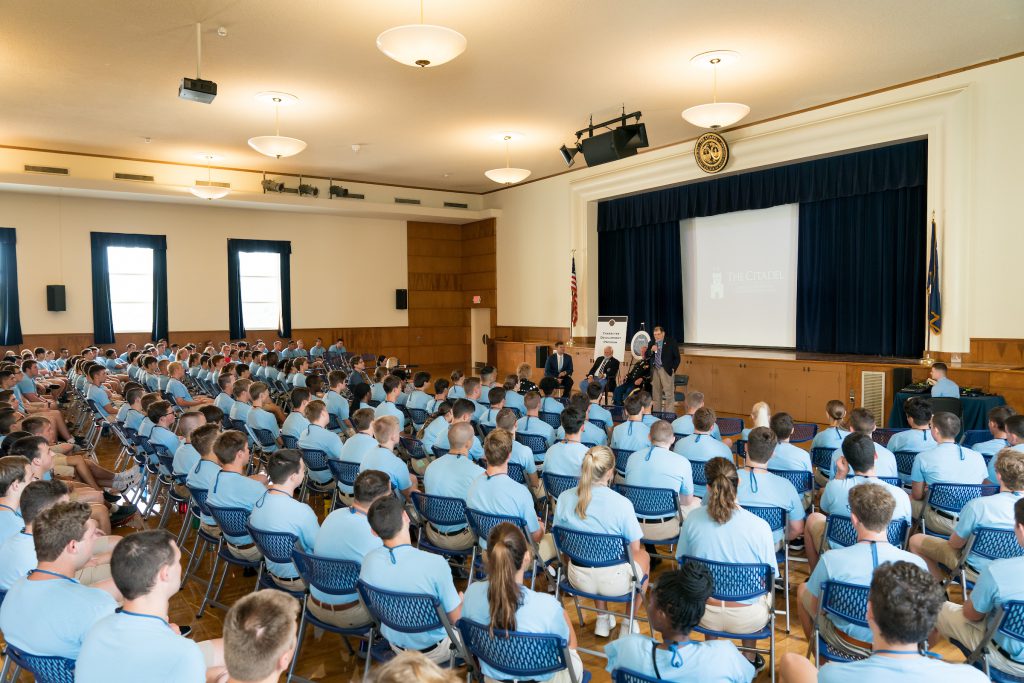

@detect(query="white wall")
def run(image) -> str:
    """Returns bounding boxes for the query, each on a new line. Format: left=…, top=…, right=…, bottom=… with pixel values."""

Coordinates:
left=2, top=192, right=409, bottom=333
left=488, top=56, right=1024, bottom=351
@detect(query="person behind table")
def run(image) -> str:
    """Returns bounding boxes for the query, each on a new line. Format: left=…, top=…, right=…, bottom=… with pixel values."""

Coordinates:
left=780, top=561, right=987, bottom=683
left=605, top=562, right=754, bottom=683
left=929, top=361, right=960, bottom=398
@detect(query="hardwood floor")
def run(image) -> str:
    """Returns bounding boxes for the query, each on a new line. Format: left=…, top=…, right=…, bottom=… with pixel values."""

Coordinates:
left=92, top=442, right=965, bottom=683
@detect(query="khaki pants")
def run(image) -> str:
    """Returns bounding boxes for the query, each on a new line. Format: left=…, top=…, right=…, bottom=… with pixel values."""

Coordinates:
left=567, top=560, right=646, bottom=597
left=650, top=367, right=674, bottom=413
left=639, top=517, right=681, bottom=542
left=424, top=524, right=477, bottom=552
left=307, top=599, right=372, bottom=629
left=200, top=522, right=222, bottom=538
left=916, top=535, right=978, bottom=581
left=799, top=587, right=872, bottom=658
left=938, top=602, right=1024, bottom=675
left=390, top=634, right=459, bottom=666
left=806, top=513, right=828, bottom=553
left=271, top=574, right=307, bottom=591
left=700, top=595, right=772, bottom=634
left=911, top=500, right=958, bottom=536
left=226, top=541, right=263, bottom=562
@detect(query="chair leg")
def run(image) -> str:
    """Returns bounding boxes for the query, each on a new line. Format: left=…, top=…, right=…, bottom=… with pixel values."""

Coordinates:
left=363, top=628, right=375, bottom=680
left=286, top=601, right=310, bottom=683
left=197, top=551, right=225, bottom=618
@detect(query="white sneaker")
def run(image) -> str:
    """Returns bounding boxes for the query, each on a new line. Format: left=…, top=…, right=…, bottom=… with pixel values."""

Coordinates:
left=593, top=614, right=612, bottom=638
left=619, top=620, right=641, bottom=638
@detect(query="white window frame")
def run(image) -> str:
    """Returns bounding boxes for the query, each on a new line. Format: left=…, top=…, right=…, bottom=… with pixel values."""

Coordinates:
left=107, top=246, right=154, bottom=334
left=238, top=251, right=283, bottom=331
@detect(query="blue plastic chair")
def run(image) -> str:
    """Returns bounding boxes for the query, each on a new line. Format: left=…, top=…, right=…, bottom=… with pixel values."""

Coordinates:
left=949, top=526, right=1024, bottom=592
left=768, top=469, right=813, bottom=498
left=653, top=411, right=676, bottom=422
left=612, top=669, right=659, bottom=683
left=825, top=514, right=909, bottom=549
left=894, top=450, right=918, bottom=479
left=924, top=484, right=999, bottom=537
left=612, top=448, right=633, bottom=476
left=299, top=448, right=335, bottom=502
left=281, top=434, right=299, bottom=449
left=465, top=508, right=546, bottom=589
left=506, top=461, right=527, bottom=485
left=878, top=476, right=902, bottom=487
left=516, top=432, right=549, bottom=459
left=431, top=445, right=448, bottom=458
left=691, top=460, right=707, bottom=490
left=613, top=484, right=681, bottom=552
left=871, top=428, right=906, bottom=447
left=407, top=407, right=429, bottom=428
left=791, top=423, right=819, bottom=444
left=200, top=504, right=265, bottom=617
left=811, top=447, right=834, bottom=476
left=961, top=429, right=992, bottom=449
left=814, top=580, right=871, bottom=665
left=681, top=556, right=776, bottom=683
left=588, top=417, right=610, bottom=431
left=542, top=472, right=580, bottom=523
left=457, top=618, right=589, bottom=683
left=251, top=427, right=278, bottom=452
left=716, top=416, right=744, bottom=438
left=480, top=423, right=495, bottom=437
left=960, top=599, right=1024, bottom=680
left=326, top=459, right=360, bottom=509
left=355, top=580, right=471, bottom=679
left=245, top=524, right=307, bottom=598
left=742, top=505, right=792, bottom=632
left=411, top=492, right=474, bottom=561
left=538, top=411, right=562, bottom=430
left=399, top=436, right=429, bottom=461
left=0, top=643, right=75, bottom=683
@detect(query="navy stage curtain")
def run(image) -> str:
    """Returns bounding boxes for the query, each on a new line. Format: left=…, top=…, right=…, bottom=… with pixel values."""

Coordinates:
left=227, top=239, right=292, bottom=340
left=797, top=186, right=927, bottom=357
left=90, top=232, right=169, bottom=345
left=0, top=229, right=23, bottom=347
left=597, top=221, right=683, bottom=341
left=597, top=139, right=927, bottom=354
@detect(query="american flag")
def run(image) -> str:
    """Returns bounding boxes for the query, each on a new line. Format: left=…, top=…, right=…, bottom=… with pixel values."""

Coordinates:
left=570, top=256, right=578, bottom=326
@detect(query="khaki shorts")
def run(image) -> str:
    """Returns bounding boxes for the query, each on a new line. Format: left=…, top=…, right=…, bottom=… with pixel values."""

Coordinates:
left=806, top=513, right=827, bottom=553
left=54, top=465, right=75, bottom=478
left=567, top=559, right=645, bottom=597
left=75, top=562, right=112, bottom=586
left=638, top=517, right=681, bottom=543
left=308, top=599, right=372, bottom=629
left=390, top=634, right=459, bottom=666
left=911, top=499, right=958, bottom=536
left=916, top=535, right=965, bottom=574
left=53, top=455, right=68, bottom=467
left=424, top=525, right=476, bottom=552
left=699, top=594, right=772, bottom=634
left=938, top=601, right=1024, bottom=675
left=226, top=541, right=262, bottom=562
left=271, top=574, right=307, bottom=591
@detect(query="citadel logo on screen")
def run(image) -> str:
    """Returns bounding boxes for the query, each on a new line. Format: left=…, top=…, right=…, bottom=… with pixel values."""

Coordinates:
left=711, top=269, right=785, bottom=298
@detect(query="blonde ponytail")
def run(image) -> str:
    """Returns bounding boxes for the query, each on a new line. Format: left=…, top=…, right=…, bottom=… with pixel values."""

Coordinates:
left=704, top=457, right=739, bottom=524
left=575, top=446, right=615, bottom=520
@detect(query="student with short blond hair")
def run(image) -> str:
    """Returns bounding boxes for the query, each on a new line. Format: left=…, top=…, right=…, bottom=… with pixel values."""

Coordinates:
left=222, top=590, right=299, bottom=683
left=361, top=416, right=416, bottom=500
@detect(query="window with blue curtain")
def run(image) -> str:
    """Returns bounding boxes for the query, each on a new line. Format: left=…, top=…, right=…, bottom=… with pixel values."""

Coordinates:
left=90, top=232, right=169, bottom=345
left=0, top=229, right=23, bottom=347
left=227, top=239, right=292, bottom=340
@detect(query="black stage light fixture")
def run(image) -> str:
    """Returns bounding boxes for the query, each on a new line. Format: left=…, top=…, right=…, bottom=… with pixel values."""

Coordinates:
left=565, top=109, right=649, bottom=168
left=559, top=142, right=581, bottom=167
left=298, top=184, right=319, bottom=197
left=329, top=184, right=349, bottom=198
left=261, top=179, right=285, bottom=193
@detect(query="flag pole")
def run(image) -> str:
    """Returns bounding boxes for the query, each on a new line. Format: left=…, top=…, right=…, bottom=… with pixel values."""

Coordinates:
left=921, top=211, right=935, bottom=366
left=568, top=249, right=576, bottom=347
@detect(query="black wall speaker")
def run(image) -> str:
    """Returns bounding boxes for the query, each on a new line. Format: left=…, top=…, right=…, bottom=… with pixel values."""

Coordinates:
left=535, top=345, right=550, bottom=368
left=46, top=285, right=66, bottom=312
left=395, top=289, right=408, bottom=310
left=892, top=367, right=913, bottom=391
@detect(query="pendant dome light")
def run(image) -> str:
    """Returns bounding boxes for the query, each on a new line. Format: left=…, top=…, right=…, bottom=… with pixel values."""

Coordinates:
left=681, top=50, right=750, bottom=130
left=248, top=92, right=307, bottom=159
left=190, top=155, right=230, bottom=200
left=484, top=134, right=531, bottom=185
left=377, top=0, right=467, bottom=68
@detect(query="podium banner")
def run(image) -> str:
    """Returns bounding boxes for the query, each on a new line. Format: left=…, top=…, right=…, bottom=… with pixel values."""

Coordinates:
left=596, top=316, right=629, bottom=361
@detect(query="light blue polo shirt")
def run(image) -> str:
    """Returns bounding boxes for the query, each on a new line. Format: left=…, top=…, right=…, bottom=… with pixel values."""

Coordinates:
left=736, top=468, right=805, bottom=545
left=75, top=610, right=206, bottom=683
left=911, top=442, right=987, bottom=486
left=298, top=424, right=342, bottom=484
left=370, top=383, right=386, bottom=403
left=612, top=420, right=651, bottom=453
left=672, top=433, right=733, bottom=496
left=282, top=411, right=311, bottom=441
left=829, top=442, right=899, bottom=479
left=313, top=507, right=383, bottom=604
left=974, top=437, right=1009, bottom=457
left=588, top=402, right=613, bottom=427
left=15, top=376, right=36, bottom=399
left=324, top=390, right=350, bottom=427
left=138, top=417, right=155, bottom=439
left=0, top=531, right=36, bottom=589
left=434, top=429, right=483, bottom=461
left=309, top=346, right=325, bottom=358
left=954, top=491, right=1021, bottom=571
left=606, top=634, right=754, bottom=683
left=207, top=470, right=267, bottom=545
left=886, top=427, right=936, bottom=456
left=115, top=403, right=130, bottom=423
left=461, top=582, right=570, bottom=682
left=424, top=454, right=484, bottom=532
left=823, top=651, right=988, bottom=683
left=507, top=439, right=538, bottom=475
left=420, top=416, right=451, bottom=452
left=406, top=390, right=432, bottom=413
left=807, top=541, right=928, bottom=642
left=540, top=396, right=564, bottom=415
left=671, top=415, right=721, bottom=440
left=360, top=447, right=412, bottom=493
left=931, top=377, right=960, bottom=398
left=292, top=373, right=307, bottom=388
left=172, top=443, right=201, bottom=478
left=149, top=425, right=181, bottom=461
left=374, top=401, right=406, bottom=429
left=229, top=401, right=252, bottom=424
left=185, top=459, right=221, bottom=525
left=248, top=490, right=320, bottom=579
left=0, top=574, right=116, bottom=658
left=479, top=406, right=501, bottom=428
left=820, top=475, right=913, bottom=527
left=516, top=416, right=557, bottom=453
left=86, top=383, right=110, bottom=411
left=676, top=506, right=776, bottom=603
left=359, top=544, right=461, bottom=650
left=504, top=391, right=526, bottom=415
left=625, top=446, right=695, bottom=509
left=448, top=384, right=466, bottom=400
left=553, top=486, right=642, bottom=542
left=466, top=473, right=539, bottom=548
left=0, top=506, right=23, bottom=545
left=543, top=441, right=590, bottom=477
left=987, top=443, right=1024, bottom=487
left=556, top=420, right=608, bottom=446
left=165, top=379, right=192, bottom=404
left=468, top=398, right=488, bottom=423
left=971, top=554, right=1024, bottom=663
left=214, top=392, right=235, bottom=416
left=247, top=407, right=280, bottom=449
left=811, top=426, right=852, bottom=452
left=767, top=442, right=813, bottom=472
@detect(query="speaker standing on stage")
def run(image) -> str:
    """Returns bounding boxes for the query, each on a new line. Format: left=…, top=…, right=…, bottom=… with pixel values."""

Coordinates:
left=649, top=326, right=679, bottom=413
left=580, top=346, right=619, bottom=397
left=544, top=341, right=574, bottom=395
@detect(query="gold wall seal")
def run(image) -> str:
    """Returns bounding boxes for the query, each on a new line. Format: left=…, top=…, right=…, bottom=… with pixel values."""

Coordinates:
left=694, top=132, right=729, bottom=174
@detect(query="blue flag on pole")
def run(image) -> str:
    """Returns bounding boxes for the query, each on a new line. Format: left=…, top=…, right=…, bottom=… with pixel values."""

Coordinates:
left=927, top=218, right=941, bottom=334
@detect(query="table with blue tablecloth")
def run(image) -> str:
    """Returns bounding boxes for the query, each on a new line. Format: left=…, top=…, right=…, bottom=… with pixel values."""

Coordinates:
left=888, top=391, right=1006, bottom=431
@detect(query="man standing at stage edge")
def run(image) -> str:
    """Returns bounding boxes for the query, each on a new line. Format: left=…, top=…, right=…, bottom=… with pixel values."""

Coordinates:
left=649, top=326, right=680, bottom=413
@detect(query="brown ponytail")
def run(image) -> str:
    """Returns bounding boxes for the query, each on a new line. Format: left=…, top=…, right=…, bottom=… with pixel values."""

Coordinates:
left=826, top=399, right=849, bottom=429
left=704, top=457, right=739, bottom=524
left=576, top=446, right=616, bottom=520
left=485, top=522, right=529, bottom=635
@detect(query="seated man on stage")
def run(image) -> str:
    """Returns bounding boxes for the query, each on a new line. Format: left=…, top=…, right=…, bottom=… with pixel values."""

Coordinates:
left=543, top=341, right=574, bottom=395
left=612, top=346, right=650, bottom=407
left=580, top=346, right=619, bottom=399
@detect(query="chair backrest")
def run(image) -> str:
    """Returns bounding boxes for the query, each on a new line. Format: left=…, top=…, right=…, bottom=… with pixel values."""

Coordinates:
left=412, top=492, right=469, bottom=528
left=995, top=600, right=1024, bottom=643
left=506, top=461, right=526, bottom=485
left=542, top=472, right=579, bottom=500
left=960, top=429, right=991, bottom=449
left=690, top=459, right=707, bottom=487
left=653, top=411, right=676, bottom=422
left=246, top=524, right=299, bottom=564
left=281, top=434, right=299, bottom=449
left=326, top=459, right=360, bottom=488
left=716, top=416, right=744, bottom=437
left=825, top=514, right=908, bottom=548
left=368, top=399, right=381, bottom=408
left=614, top=484, right=679, bottom=518
left=588, top=417, right=610, bottom=431
left=930, top=397, right=964, bottom=418
left=207, top=504, right=253, bottom=538
left=735, top=439, right=747, bottom=458
left=480, top=423, right=495, bottom=437
left=811, top=446, right=834, bottom=472
left=229, top=418, right=247, bottom=432
left=791, top=423, right=819, bottom=444
left=964, top=526, right=1024, bottom=563
left=465, top=508, right=531, bottom=544
left=515, top=432, right=548, bottom=456
left=612, top=448, right=633, bottom=475
left=741, top=505, right=787, bottom=534
left=431, top=445, right=448, bottom=458
left=407, top=407, right=429, bottom=426
left=768, top=469, right=813, bottom=494
left=326, top=414, right=342, bottom=432
left=292, top=546, right=361, bottom=596
left=927, top=483, right=998, bottom=515
left=300, top=448, right=330, bottom=473
left=251, top=428, right=277, bottom=448
left=872, top=428, right=906, bottom=447
left=538, top=411, right=562, bottom=430
left=679, top=556, right=773, bottom=602
left=399, top=436, right=428, bottom=459
left=878, top=476, right=902, bottom=487
left=457, top=618, right=571, bottom=680
left=4, top=644, right=75, bottom=683
left=894, top=450, right=918, bottom=478
left=613, top=669, right=660, bottom=683
left=186, top=486, right=211, bottom=516
left=356, top=580, right=445, bottom=634
left=552, top=526, right=630, bottom=569
left=608, top=405, right=625, bottom=423
left=820, top=580, right=870, bottom=628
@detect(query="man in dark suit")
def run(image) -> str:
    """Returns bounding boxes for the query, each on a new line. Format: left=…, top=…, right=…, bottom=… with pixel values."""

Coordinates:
left=543, top=341, right=574, bottom=395
left=580, top=345, right=620, bottom=398
left=649, top=326, right=680, bottom=412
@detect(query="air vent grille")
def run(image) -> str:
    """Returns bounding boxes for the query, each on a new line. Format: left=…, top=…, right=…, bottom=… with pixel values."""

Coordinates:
left=24, top=165, right=69, bottom=175
left=114, top=172, right=155, bottom=182
left=194, top=181, right=230, bottom=189
left=394, top=197, right=421, bottom=205
left=444, top=202, right=468, bottom=209
left=860, top=371, right=886, bottom=420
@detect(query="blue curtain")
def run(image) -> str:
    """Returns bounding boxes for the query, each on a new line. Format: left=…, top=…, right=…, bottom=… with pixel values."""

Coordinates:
left=0, top=229, right=23, bottom=346
left=227, top=239, right=292, bottom=340
left=90, top=232, right=168, bottom=345
left=797, top=186, right=927, bottom=356
left=597, top=139, right=927, bottom=354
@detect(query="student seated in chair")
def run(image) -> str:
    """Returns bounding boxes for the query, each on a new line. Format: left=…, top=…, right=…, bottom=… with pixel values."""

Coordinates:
left=422, top=422, right=483, bottom=551
left=246, top=382, right=282, bottom=452
left=434, top=398, right=483, bottom=461
left=281, top=388, right=312, bottom=444
left=973, top=404, right=1018, bottom=461
left=671, top=392, right=722, bottom=440
left=780, top=561, right=987, bottom=683
left=538, top=376, right=565, bottom=416
left=516, top=391, right=557, bottom=455
left=606, top=562, right=754, bottom=683
left=929, top=361, right=960, bottom=398
left=910, top=447, right=1024, bottom=582
left=544, top=407, right=590, bottom=477
left=910, top=412, right=987, bottom=536
left=479, top=386, right=505, bottom=429
left=885, top=397, right=937, bottom=483
left=624, top=419, right=700, bottom=539
left=556, top=393, right=608, bottom=446
left=165, top=361, right=212, bottom=409
left=737, top=426, right=806, bottom=549
left=501, top=374, right=526, bottom=416
left=463, top=377, right=487, bottom=423
left=360, top=495, right=463, bottom=665
left=933, top=495, right=1024, bottom=677
left=0, top=454, right=31, bottom=544
left=373, top=375, right=407, bottom=430
left=611, top=394, right=651, bottom=454
left=825, top=408, right=898, bottom=486
left=206, top=430, right=267, bottom=562
left=810, top=400, right=851, bottom=452
left=766, top=412, right=813, bottom=474
left=987, top=413, right=1024, bottom=486
left=494, top=407, right=543, bottom=499
left=221, top=590, right=299, bottom=683
left=672, top=407, right=733, bottom=498
left=360, top=415, right=417, bottom=501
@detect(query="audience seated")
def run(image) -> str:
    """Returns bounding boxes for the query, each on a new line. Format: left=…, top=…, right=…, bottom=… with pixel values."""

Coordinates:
left=517, top=391, right=557, bottom=455
left=545, top=407, right=591, bottom=476
left=206, top=430, right=267, bottom=561
left=624, top=419, right=700, bottom=539
left=825, top=408, right=898, bottom=484
left=422, top=422, right=483, bottom=551
left=281, top=388, right=312, bottom=443
left=973, top=404, right=1018, bottom=458
left=0, top=454, right=31, bottom=544
left=886, top=397, right=938, bottom=481
left=611, top=394, right=651, bottom=453
left=988, top=413, right=1024, bottom=485
left=374, top=375, right=407, bottom=429
left=766, top=412, right=813, bottom=474
left=910, top=412, right=987, bottom=535
left=737, top=426, right=806, bottom=548
left=360, top=415, right=416, bottom=500
left=434, top=398, right=484, bottom=460
left=740, top=401, right=771, bottom=441
left=539, top=376, right=565, bottom=415
left=810, top=399, right=851, bottom=452
left=221, top=589, right=299, bottom=683
left=671, top=392, right=722, bottom=440
left=556, top=393, right=609, bottom=446
left=672, top=407, right=732, bottom=498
